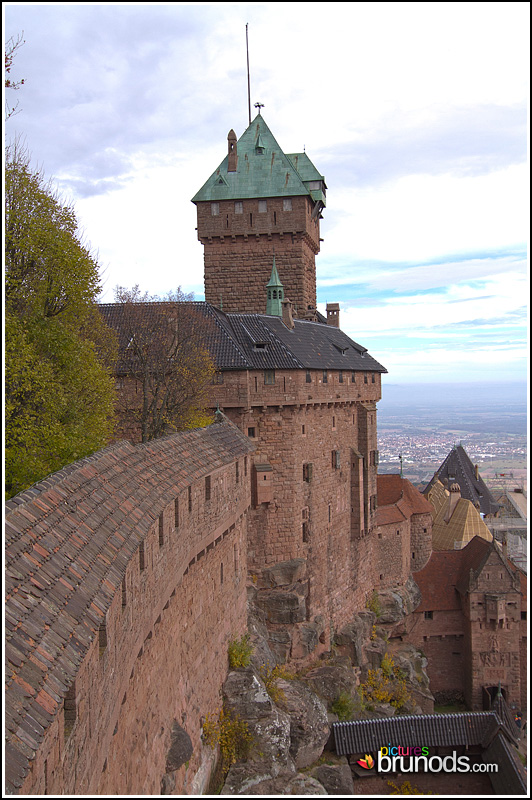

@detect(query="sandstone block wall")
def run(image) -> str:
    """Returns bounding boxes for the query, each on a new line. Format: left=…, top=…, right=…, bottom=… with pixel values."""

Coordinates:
left=5, top=418, right=253, bottom=796
left=196, top=195, right=320, bottom=314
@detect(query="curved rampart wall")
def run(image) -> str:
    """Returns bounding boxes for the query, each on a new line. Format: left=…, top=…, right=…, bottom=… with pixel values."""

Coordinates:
left=5, top=416, right=253, bottom=796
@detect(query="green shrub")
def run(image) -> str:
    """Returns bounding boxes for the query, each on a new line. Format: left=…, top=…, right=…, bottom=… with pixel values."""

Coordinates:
left=228, top=634, right=253, bottom=668
left=331, top=691, right=356, bottom=721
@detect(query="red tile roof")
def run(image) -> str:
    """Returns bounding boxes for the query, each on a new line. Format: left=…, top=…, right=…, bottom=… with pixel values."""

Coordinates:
left=413, top=551, right=463, bottom=610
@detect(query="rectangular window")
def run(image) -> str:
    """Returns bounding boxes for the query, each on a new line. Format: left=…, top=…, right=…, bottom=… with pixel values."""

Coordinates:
left=351, top=372, right=356, bottom=383
left=122, top=577, right=127, bottom=608
left=139, top=542, right=145, bottom=571
left=174, top=498, right=179, bottom=528
left=332, top=450, right=340, bottom=469
left=234, top=201, right=243, bottom=214
left=258, top=200, right=268, bottom=213
left=322, top=370, right=328, bottom=384
left=247, top=427, right=256, bottom=438
left=306, top=370, right=312, bottom=383
left=364, top=374, right=368, bottom=384
left=424, top=611, right=434, bottom=620
left=205, top=475, right=211, bottom=501
left=158, top=513, right=164, bottom=547
left=339, top=370, right=343, bottom=383
left=283, top=198, right=292, bottom=211
left=264, top=369, right=275, bottom=385
left=303, top=463, right=313, bottom=482
left=372, top=373, right=376, bottom=383
left=236, top=461, right=240, bottom=484
left=211, top=202, right=219, bottom=215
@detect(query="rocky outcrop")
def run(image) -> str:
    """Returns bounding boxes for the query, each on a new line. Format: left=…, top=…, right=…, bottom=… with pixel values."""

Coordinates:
left=310, top=761, right=355, bottom=795
left=222, top=769, right=327, bottom=795
left=374, top=577, right=422, bottom=626
left=275, top=679, right=329, bottom=768
left=302, top=657, right=359, bottom=707
left=216, top=577, right=433, bottom=793
left=223, top=668, right=293, bottom=771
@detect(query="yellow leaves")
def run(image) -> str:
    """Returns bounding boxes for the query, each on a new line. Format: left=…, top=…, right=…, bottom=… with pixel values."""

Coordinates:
left=228, top=634, right=253, bottom=668
left=202, top=707, right=253, bottom=772
left=360, top=654, right=412, bottom=710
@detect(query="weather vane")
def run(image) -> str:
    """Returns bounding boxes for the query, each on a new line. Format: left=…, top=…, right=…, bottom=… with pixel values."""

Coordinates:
left=254, top=102, right=264, bottom=114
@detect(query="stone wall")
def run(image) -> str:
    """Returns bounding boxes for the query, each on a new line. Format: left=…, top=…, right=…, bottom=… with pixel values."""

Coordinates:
left=196, top=195, right=320, bottom=315
left=5, top=417, right=253, bottom=796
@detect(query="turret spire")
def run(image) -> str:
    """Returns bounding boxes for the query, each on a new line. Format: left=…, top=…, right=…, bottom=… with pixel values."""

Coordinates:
left=266, top=256, right=284, bottom=316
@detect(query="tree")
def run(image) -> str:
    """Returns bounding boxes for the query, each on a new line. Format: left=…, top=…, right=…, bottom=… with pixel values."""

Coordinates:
left=5, top=32, right=25, bottom=120
left=5, top=144, right=117, bottom=498
left=108, top=285, right=215, bottom=442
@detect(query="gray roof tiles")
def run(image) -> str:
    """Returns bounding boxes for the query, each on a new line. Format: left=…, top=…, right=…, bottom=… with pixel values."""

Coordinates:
left=98, top=301, right=387, bottom=374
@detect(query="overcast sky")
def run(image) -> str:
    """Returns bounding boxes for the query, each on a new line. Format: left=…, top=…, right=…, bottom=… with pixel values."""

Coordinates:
left=4, top=2, right=529, bottom=385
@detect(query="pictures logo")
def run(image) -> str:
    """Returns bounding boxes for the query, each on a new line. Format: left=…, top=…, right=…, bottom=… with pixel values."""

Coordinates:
left=357, top=754, right=374, bottom=770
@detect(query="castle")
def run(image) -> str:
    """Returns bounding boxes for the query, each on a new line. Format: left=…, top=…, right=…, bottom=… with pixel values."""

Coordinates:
left=4, top=114, right=526, bottom=795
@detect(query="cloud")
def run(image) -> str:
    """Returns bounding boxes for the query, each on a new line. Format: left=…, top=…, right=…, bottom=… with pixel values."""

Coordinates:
left=321, top=104, right=527, bottom=189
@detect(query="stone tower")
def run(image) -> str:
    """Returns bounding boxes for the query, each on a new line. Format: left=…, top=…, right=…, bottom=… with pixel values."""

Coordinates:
left=192, top=114, right=326, bottom=316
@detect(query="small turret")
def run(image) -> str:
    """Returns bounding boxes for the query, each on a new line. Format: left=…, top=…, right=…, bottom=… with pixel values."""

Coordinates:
left=266, top=257, right=284, bottom=316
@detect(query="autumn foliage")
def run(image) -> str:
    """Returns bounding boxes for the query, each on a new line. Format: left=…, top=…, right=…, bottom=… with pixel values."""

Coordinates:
left=5, top=144, right=117, bottom=498
left=108, top=286, right=215, bottom=442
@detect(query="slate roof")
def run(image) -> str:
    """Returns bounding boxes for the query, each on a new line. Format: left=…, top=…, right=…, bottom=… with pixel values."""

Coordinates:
left=333, top=709, right=526, bottom=794
left=426, top=444, right=500, bottom=517
left=4, top=415, right=254, bottom=794
left=98, top=302, right=387, bottom=374
left=191, top=114, right=326, bottom=206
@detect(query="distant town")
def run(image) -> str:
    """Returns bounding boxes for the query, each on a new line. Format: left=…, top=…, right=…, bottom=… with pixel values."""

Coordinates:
left=377, top=383, right=527, bottom=492
left=378, top=427, right=527, bottom=490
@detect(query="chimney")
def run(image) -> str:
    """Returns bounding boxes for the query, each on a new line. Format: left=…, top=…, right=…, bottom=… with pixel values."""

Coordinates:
left=227, top=129, right=238, bottom=172
left=444, top=483, right=462, bottom=523
left=326, top=302, right=340, bottom=328
left=282, top=299, right=295, bottom=329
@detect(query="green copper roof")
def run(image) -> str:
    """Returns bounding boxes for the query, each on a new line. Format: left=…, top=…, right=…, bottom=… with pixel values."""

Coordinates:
left=191, top=114, right=325, bottom=204
left=266, top=257, right=284, bottom=316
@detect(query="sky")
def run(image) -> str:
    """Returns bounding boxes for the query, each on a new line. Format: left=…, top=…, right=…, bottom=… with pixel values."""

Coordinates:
left=4, top=2, right=529, bottom=385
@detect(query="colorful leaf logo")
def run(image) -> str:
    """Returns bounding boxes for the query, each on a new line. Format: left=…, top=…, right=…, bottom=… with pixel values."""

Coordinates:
left=357, top=754, right=374, bottom=769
